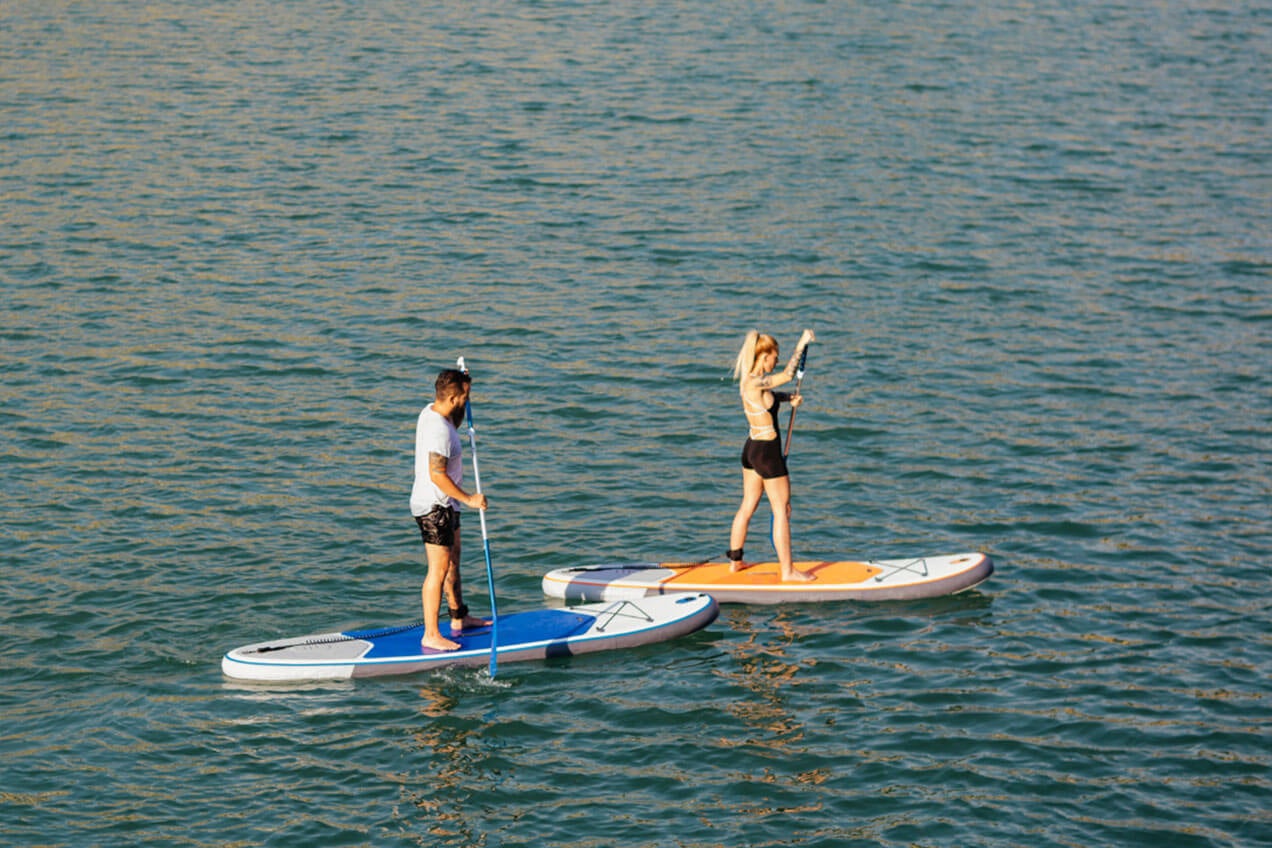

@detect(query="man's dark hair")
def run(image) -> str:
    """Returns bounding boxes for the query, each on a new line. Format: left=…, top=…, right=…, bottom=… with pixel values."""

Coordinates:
left=434, top=369, right=471, bottom=400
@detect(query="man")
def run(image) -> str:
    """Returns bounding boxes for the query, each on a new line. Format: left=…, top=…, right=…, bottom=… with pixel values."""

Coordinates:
left=410, top=368, right=489, bottom=651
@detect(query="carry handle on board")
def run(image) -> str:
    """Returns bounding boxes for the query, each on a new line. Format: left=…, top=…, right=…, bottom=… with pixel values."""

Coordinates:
left=457, top=356, right=500, bottom=679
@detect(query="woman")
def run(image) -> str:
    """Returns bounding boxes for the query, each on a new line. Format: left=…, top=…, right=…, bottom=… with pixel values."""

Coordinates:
left=727, top=328, right=816, bottom=581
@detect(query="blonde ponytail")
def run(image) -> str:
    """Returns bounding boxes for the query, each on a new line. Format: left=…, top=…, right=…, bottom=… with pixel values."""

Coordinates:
left=732, top=331, right=777, bottom=380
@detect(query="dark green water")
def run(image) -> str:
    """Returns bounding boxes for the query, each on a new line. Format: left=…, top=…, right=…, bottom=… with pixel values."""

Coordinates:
left=2, top=1, right=1268, bottom=845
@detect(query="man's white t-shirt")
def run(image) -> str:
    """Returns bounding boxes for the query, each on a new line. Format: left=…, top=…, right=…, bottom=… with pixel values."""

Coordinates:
left=410, top=405, right=463, bottom=516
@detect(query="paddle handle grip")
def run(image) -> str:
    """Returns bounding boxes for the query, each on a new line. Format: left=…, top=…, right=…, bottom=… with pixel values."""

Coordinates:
left=455, top=358, right=484, bottom=496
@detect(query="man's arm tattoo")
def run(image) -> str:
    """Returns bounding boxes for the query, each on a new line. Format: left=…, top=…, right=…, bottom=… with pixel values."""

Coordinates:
left=429, top=452, right=449, bottom=474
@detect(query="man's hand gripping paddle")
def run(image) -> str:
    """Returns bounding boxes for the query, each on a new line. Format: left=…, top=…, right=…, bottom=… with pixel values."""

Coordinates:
left=457, top=356, right=499, bottom=679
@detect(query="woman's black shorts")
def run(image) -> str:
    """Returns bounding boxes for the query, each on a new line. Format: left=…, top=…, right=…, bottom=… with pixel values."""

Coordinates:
left=741, top=438, right=788, bottom=480
left=414, top=504, right=461, bottom=547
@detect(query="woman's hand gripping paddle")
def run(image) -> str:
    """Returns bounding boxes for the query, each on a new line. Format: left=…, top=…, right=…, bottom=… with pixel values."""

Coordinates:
left=457, top=356, right=499, bottom=679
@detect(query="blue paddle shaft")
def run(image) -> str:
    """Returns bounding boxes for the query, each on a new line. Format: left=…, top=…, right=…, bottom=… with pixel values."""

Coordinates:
left=457, top=357, right=499, bottom=678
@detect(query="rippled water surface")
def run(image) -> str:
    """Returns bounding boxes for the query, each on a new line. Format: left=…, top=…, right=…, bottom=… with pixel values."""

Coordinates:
left=2, top=0, right=1269, bottom=845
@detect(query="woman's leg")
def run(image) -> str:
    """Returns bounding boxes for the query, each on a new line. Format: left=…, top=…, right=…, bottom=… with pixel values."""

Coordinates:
left=729, top=469, right=765, bottom=570
left=763, top=475, right=813, bottom=582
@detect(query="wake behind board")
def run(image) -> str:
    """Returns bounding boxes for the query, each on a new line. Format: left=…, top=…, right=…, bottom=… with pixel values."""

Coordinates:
left=222, top=592, right=718, bottom=682
left=542, top=552, right=992, bottom=604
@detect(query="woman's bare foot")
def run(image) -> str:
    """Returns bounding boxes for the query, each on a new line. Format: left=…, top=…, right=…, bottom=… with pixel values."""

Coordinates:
left=450, top=615, right=491, bottom=635
left=421, top=634, right=461, bottom=652
left=780, top=568, right=816, bottom=583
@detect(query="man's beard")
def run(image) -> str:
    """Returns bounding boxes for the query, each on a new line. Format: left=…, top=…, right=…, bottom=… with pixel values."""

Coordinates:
left=449, top=405, right=466, bottom=427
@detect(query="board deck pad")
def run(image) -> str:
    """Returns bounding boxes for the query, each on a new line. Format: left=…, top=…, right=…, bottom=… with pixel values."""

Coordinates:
left=223, top=593, right=719, bottom=682
left=541, top=552, right=992, bottom=604
left=662, top=560, right=882, bottom=585
left=348, top=609, right=595, bottom=659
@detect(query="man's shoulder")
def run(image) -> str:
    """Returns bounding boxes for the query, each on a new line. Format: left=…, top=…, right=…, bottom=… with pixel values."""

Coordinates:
left=417, top=406, right=457, bottom=438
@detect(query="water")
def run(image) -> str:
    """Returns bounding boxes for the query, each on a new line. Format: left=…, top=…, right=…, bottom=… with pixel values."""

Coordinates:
left=2, top=0, right=1269, bottom=845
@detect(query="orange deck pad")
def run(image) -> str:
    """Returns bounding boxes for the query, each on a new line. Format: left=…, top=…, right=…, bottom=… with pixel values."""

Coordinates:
left=661, top=560, right=882, bottom=586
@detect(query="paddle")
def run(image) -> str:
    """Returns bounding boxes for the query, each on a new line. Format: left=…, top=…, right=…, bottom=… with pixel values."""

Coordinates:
left=770, top=343, right=810, bottom=554
left=783, top=345, right=809, bottom=458
left=456, top=356, right=499, bottom=679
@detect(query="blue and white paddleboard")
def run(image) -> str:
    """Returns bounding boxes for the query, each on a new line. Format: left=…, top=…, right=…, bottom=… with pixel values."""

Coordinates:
left=221, top=592, right=718, bottom=682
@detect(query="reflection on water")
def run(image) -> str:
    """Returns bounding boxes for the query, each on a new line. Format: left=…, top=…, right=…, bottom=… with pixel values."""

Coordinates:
left=716, top=609, right=809, bottom=745
left=713, top=606, right=833, bottom=811
left=407, top=681, right=481, bottom=844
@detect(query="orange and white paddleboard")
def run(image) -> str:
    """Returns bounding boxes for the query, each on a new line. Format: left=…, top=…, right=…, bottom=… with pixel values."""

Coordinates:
left=542, top=552, right=992, bottom=604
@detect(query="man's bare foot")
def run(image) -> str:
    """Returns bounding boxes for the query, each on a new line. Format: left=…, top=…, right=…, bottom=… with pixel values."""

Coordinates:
left=421, top=634, right=461, bottom=652
left=450, top=615, right=491, bottom=635
left=780, top=568, right=816, bottom=583
left=729, top=560, right=756, bottom=573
